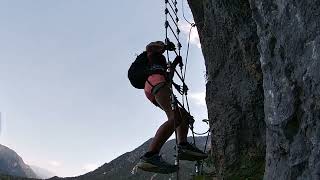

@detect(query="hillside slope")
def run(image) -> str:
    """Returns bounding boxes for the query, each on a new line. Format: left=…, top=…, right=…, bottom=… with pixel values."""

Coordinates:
left=52, top=136, right=212, bottom=180
left=0, top=144, right=38, bottom=179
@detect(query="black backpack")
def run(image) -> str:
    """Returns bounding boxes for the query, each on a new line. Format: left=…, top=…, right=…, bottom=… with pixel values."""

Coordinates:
left=128, top=51, right=150, bottom=89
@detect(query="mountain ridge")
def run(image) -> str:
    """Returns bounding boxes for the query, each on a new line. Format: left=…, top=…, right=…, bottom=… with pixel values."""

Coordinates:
left=0, top=144, right=38, bottom=179
left=50, top=136, right=212, bottom=180
left=30, top=165, right=55, bottom=179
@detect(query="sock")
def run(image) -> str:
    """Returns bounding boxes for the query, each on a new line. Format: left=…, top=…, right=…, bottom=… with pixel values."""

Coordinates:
left=144, top=151, right=159, bottom=158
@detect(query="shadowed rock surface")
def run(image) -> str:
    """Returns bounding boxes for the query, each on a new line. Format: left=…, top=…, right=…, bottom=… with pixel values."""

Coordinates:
left=188, top=0, right=266, bottom=179
left=250, top=0, right=320, bottom=179
left=188, top=0, right=320, bottom=179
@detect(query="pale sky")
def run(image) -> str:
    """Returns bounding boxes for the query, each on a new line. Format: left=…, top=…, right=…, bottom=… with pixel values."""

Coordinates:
left=0, top=0, right=207, bottom=177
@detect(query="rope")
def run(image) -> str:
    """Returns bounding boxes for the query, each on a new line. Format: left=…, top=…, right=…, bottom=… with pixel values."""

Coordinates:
left=182, top=0, right=194, bottom=26
left=163, top=0, right=211, bottom=178
left=183, top=25, right=194, bottom=80
left=165, top=1, right=180, bottom=179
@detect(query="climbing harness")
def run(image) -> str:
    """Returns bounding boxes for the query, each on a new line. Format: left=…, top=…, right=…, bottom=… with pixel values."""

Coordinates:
left=163, top=0, right=211, bottom=179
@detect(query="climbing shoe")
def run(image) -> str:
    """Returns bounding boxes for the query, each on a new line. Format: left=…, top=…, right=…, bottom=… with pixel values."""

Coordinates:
left=178, top=142, right=208, bottom=161
left=137, top=154, right=178, bottom=174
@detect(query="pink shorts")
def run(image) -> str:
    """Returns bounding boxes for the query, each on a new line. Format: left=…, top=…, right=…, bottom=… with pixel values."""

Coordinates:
left=144, top=74, right=167, bottom=106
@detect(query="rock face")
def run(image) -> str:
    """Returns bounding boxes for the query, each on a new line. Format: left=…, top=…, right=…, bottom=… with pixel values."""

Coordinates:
left=188, top=0, right=266, bottom=179
left=0, top=144, right=37, bottom=179
left=188, top=0, right=320, bottom=179
left=250, top=1, right=320, bottom=179
left=30, top=165, right=55, bottom=179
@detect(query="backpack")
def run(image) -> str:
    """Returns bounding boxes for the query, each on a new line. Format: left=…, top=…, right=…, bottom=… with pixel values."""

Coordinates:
left=128, top=51, right=150, bottom=89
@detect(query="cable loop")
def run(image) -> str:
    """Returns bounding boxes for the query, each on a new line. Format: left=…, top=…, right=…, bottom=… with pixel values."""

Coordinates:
left=163, top=0, right=211, bottom=177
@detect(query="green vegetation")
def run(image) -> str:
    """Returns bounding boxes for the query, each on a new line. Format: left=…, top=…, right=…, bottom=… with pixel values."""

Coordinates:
left=192, top=175, right=215, bottom=180
left=225, top=152, right=265, bottom=180
left=0, top=174, right=37, bottom=180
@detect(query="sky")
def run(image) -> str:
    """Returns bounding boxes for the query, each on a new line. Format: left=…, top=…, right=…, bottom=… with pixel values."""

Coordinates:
left=0, top=0, right=207, bottom=177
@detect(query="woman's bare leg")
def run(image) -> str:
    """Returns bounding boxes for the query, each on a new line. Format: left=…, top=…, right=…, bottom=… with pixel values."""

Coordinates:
left=176, top=107, right=189, bottom=143
left=147, top=85, right=189, bottom=153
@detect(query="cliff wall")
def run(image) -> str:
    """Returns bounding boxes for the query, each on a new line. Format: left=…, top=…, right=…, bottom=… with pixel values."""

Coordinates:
left=188, top=0, right=320, bottom=179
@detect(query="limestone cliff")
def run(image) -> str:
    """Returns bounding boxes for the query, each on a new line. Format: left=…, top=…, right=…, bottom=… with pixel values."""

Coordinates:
left=188, top=0, right=320, bottom=179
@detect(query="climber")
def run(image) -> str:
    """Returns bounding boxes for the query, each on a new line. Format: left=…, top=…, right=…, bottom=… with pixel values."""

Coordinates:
left=128, top=41, right=207, bottom=174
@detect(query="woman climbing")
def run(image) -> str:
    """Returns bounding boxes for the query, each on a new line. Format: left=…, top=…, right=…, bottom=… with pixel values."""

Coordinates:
left=131, top=41, right=207, bottom=174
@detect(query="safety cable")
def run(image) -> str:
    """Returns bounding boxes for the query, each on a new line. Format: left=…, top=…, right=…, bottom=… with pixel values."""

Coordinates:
left=182, top=0, right=194, bottom=26
left=163, top=0, right=212, bottom=178
left=201, top=129, right=211, bottom=174
left=179, top=1, right=212, bottom=176
left=183, top=25, right=194, bottom=80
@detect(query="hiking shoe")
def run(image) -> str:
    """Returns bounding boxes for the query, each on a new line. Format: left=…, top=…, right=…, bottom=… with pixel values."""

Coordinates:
left=178, top=143, right=208, bottom=161
left=136, top=154, right=178, bottom=174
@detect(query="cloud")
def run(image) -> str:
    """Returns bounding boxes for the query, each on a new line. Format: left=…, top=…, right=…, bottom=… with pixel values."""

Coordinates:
left=82, top=163, right=99, bottom=172
left=189, top=91, right=206, bottom=106
left=48, top=161, right=61, bottom=168
left=180, top=22, right=201, bottom=49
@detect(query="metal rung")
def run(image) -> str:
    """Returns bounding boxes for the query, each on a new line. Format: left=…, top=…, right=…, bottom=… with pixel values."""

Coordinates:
left=174, top=69, right=188, bottom=87
left=171, top=0, right=177, bottom=6
left=167, top=23, right=179, bottom=42
left=167, top=11, right=179, bottom=28
left=167, top=0, right=177, bottom=16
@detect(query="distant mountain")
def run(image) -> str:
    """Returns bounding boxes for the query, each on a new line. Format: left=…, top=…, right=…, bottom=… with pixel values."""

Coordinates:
left=30, top=165, right=55, bottom=179
left=0, top=144, right=37, bottom=179
left=54, top=136, right=213, bottom=180
left=0, top=173, right=38, bottom=180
